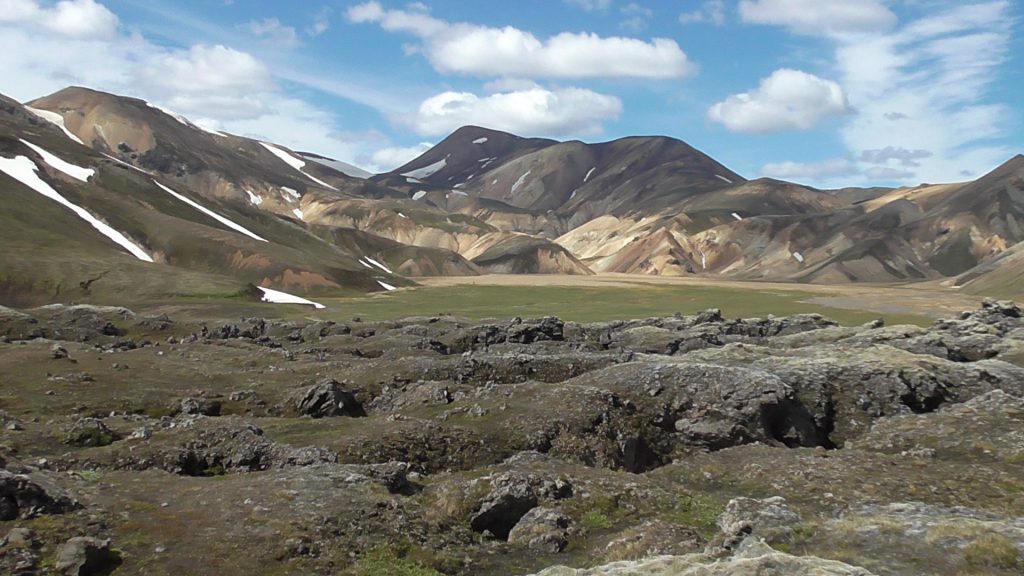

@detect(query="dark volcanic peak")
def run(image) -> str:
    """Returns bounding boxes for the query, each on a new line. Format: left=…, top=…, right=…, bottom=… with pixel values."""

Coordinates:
left=387, top=125, right=558, bottom=187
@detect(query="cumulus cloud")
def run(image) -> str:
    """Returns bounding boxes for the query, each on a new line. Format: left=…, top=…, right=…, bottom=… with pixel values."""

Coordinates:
left=243, top=18, right=298, bottom=46
left=707, top=68, right=850, bottom=133
left=761, top=158, right=858, bottom=181
left=859, top=147, right=933, bottom=167
left=346, top=1, right=694, bottom=79
left=679, top=1, right=726, bottom=26
left=0, top=0, right=119, bottom=39
left=134, top=44, right=273, bottom=103
left=739, top=0, right=896, bottom=37
left=410, top=87, right=622, bottom=137
left=0, top=3, right=378, bottom=168
left=369, top=142, right=434, bottom=172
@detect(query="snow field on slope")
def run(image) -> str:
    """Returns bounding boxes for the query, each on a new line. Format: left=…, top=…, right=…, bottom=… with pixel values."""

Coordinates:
left=24, top=107, right=84, bottom=144
left=511, top=170, right=532, bottom=194
left=259, top=142, right=338, bottom=191
left=257, top=286, right=325, bottom=309
left=402, top=157, right=447, bottom=179
left=0, top=155, right=152, bottom=262
left=152, top=180, right=267, bottom=242
left=20, top=140, right=93, bottom=182
left=363, top=256, right=393, bottom=274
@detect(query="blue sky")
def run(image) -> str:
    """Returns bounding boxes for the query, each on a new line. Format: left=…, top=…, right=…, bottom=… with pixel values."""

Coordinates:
left=0, top=0, right=1020, bottom=187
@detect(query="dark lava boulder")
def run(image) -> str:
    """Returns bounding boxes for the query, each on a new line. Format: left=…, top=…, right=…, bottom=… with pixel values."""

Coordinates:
left=291, top=379, right=365, bottom=418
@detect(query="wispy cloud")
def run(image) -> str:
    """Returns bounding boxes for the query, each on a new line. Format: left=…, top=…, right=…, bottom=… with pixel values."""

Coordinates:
left=680, top=1, right=726, bottom=26
left=746, top=1, right=1017, bottom=185
left=739, top=0, right=896, bottom=37
left=242, top=18, right=299, bottom=47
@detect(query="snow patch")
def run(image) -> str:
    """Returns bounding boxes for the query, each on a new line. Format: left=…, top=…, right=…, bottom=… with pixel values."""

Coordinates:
left=377, top=280, right=396, bottom=291
left=257, top=286, right=325, bottom=309
left=364, top=256, right=393, bottom=274
left=19, top=140, right=93, bottom=182
left=511, top=170, right=531, bottom=194
left=473, top=137, right=488, bottom=144
left=412, top=191, right=427, bottom=201
left=147, top=102, right=190, bottom=126
left=259, top=142, right=338, bottom=190
left=102, top=153, right=151, bottom=175
left=569, top=188, right=578, bottom=200
left=792, top=251, right=805, bottom=263
left=299, top=154, right=372, bottom=179
left=584, top=167, right=596, bottom=183
left=358, top=259, right=373, bottom=269
left=731, top=212, right=743, bottom=221
left=245, top=190, right=262, bottom=206
left=281, top=187, right=300, bottom=200
left=406, top=177, right=423, bottom=184
left=716, top=174, right=733, bottom=184
left=402, top=157, right=447, bottom=179
left=292, top=208, right=304, bottom=220
left=397, top=212, right=407, bottom=219
left=451, top=190, right=468, bottom=197
left=0, top=155, right=152, bottom=262
left=25, top=106, right=83, bottom=144
left=153, top=180, right=267, bottom=242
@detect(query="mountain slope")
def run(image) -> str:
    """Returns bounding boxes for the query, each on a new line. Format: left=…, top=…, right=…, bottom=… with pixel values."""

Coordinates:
left=1, top=92, right=429, bottom=306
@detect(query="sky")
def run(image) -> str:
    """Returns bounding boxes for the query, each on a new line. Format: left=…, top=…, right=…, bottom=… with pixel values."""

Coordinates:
left=0, top=0, right=1020, bottom=187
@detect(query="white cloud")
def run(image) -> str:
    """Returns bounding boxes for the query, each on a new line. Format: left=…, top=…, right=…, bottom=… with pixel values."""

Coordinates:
left=739, top=0, right=896, bottom=37
left=761, top=158, right=857, bottom=181
left=410, top=87, right=622, bottom=137
left=0, top=4, right=378, bottom=169
left=836, top=1, right=1015, bottom=183
left=134, top=44, right=273, bottom=108
left=563, top=0, right=611, bottom=11
left=244, top=18, right=298, bottom=46
left=680, top=1, right=726, bottom=26
left=369, top=142, right=434, bottom=172
left=0, top=0, right=119, bottom=39
left=346, top=1, right=694, bottom=79
left=707, top=68, right=850, bottom=133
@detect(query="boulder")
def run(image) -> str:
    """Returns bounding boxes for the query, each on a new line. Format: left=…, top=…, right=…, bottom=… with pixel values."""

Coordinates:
left=0, top=469, right=78, bottom=520
left=54, top=537, right=119, bottom=576
left=292, top=379, right=365, bottom=418
left=470, top=472, right=572, bottom=540
left=508, top=507, right=573, bottom=553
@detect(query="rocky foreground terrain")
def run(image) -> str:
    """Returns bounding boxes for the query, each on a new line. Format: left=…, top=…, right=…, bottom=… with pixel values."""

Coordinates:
left=1, top=300, right=1024, bottom=575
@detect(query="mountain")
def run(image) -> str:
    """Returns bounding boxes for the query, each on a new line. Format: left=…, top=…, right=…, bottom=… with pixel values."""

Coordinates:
left=0, top=91, right=489, bottom=307
left=7, top=84, right=1024, bottom=305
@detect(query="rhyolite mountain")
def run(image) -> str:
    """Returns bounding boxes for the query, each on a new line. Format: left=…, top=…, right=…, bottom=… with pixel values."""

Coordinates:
left=4, top=85, right=1024, bottom=305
